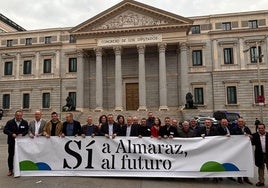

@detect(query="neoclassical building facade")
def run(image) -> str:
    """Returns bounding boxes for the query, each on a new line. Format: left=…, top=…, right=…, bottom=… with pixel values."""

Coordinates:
left=0, top=0, right=268, bottom=122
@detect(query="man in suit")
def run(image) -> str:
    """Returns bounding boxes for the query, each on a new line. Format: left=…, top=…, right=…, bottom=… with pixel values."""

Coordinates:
left=159, top=117, right=178, bottom=138
left=100, top=114, right=120, bottom=139
left=3, top=110, right=28, bottom=176
left=198, top=119, right=218, bottom=137
left=251, top=123, right=268, bottom=186
left=28, top=110, right=46, bottom=138
left=232, top=118, right=253, bottom=184
left=217, top=118, right=231, bottom=137
left=61, top=113, right=81, bottom=137
left=120, top=116, right=138, bottom=137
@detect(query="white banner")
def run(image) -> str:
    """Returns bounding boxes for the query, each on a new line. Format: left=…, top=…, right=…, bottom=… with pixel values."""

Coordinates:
left=14, top=136, right=254, bottom=178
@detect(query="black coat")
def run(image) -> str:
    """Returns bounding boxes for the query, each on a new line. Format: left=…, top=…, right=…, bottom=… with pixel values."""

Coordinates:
left=100, top=122, right=120, bottom=136
left=197, top=126, right=218, bottom=137
left=138, top=125, right=151, bottom=137
left=120, top=124, right=139, bottom=136
left=217, top=125, right=231, bottom=136
left=231, top=126, right=252, bottom=135
left=62, top=120, right=81, bottom=136
left=251, top=132, right=268, bottom=167
left=3, top=118, right=28, bottom=144
left=159, top=125, right=178, bottom=137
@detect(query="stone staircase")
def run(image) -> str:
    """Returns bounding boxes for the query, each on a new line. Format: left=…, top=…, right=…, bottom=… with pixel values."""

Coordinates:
left=0, top=107, right=258, bottom=129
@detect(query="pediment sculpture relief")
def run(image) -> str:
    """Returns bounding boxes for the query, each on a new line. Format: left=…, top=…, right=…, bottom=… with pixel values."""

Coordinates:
left=92, top=10, right=169, bottom=30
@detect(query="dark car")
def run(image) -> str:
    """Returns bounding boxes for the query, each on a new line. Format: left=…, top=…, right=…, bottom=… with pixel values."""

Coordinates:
left=213, top=111, right=240, bottom=128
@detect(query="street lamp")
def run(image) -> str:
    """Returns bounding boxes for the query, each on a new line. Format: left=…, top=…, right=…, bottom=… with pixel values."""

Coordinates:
left=244, top=41, right=264, bottom=122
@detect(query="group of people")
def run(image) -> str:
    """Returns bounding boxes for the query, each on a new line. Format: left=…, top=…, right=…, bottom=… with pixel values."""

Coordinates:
left=2, top=110, right=268, bottom=186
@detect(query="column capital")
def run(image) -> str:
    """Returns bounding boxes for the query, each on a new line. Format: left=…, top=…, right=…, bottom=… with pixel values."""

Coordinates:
left=158, top=43, right=167, bottom=53
left=113, top=46, right=122, bottom=55
left=137, top=45, right=146, bottom=54
left=76, top=50, right=84, bottom=58
left=180, top=42, right=187, bottom=51
left=94, top=47, right=102, bottom=56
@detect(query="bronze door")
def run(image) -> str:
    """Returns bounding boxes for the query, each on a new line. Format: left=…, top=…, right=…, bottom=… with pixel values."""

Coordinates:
left=126, top=83, right=139, bottom=110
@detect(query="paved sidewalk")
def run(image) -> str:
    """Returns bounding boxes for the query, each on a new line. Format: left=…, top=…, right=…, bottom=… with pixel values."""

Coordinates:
left=0, top=132, right=261, bottom=188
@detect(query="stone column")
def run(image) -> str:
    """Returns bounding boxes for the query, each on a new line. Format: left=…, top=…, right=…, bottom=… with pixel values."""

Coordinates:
left=137, top=45, right=147, bottom=111
left=114, top=46, right=123, bottom=111
left=180, top=42, right=189, bottom=106
left=55, top=50, right=60, bottom=77
left=35, top=51, right=40, bottom=78
left=16, top=53, right=20, bottom=79
left=76, top=50, right=84, bottom=111
left=158, top=43, right=168, bottom=111
left=95, top=47, right=103, bottom=112
left=212, top=39, right=219, bottom=70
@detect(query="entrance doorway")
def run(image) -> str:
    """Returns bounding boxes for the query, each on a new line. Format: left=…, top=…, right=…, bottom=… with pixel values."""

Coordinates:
left=125, top=83, right=139, bottom=110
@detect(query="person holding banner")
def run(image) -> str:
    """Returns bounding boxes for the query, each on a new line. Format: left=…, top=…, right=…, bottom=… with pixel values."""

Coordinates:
left=81, top=115, right=99, bottom=138
left=217, top=118, right=231, bottom=137
left=177, top=121, right=196, bottom=138
left=231, top=118, right=253, bottom=184
left=138, top=118, right=151, bottom=137
left=159, top=117, right=178, bottom=138
left=28, top=110, right=46, bottom=138
left=3, top=110, right=28, bottom=176
left=120, top=116, right=138, bottom=137
left=251, top=123, right=268, bottom=187
left=61, top=113, right=81, bottom=137
left=150, top=117, right=161, bottom=138
left=43, top=112, right=63, bottom=137
left=100, top=114, right=120, bottom=139
left=197, top=119, right=218, bottom=137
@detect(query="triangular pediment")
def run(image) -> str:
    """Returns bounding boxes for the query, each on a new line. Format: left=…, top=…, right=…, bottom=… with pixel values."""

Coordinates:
left=0, top=13, right=26, bottom=32
left=70, top=0, right=193, bottom=34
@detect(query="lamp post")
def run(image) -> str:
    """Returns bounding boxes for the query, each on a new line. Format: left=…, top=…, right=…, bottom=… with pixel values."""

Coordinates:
left=255, top=42, right=264, bottom=123
left=244, top=41, right=264, bottom=123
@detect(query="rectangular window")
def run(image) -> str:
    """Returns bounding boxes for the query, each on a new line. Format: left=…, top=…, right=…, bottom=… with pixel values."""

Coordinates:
left=22, top=93, right=30, bottom=109
left=45, top=36, right=52, bottom=44
left=194, top=88, right=204, bottom=105
left=43, top=59, right=52, bottom=73
left=248, top=20, right=258, bottom=28
left=227, top=86, right=237, bottom=104
left=23, top=60, right=32, bottom=74
left=250, top=46, right=262, bottom=63
left=69, top=58, right=77, bottom=72
left=25, top=38, right=32, bottom=45
left=69, top=35, right=76, bottom=43
left=2, top=94, right=10, bottom=109
left=4, top=61, right=13, bottom=75
left=191, top=25, right=200, bottom=34
left=254, top=85, right=264, bottom=103
left=192, top=50, right=203, bottom=66
left=222, top=22, right=232, bottom=30
left=7, top=40, right=13, bottom=47
left=223, top=48, right=234, bottom=64
left=42, top=93, right=50, bottom=108
left=68, top=92, right=76, bottom=107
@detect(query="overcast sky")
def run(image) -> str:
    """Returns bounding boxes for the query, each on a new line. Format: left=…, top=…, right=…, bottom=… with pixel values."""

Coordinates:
left=1, top=0, right=268, bottom=30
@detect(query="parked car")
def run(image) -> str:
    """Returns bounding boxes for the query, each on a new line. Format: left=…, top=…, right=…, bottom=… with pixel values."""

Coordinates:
left=194, top=116, right=218, bottom=127
left=213, top=111, right=240, bottom=128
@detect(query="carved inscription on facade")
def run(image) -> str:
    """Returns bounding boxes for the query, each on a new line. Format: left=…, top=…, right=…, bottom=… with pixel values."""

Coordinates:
left=97, top=34, right=162, bottom=47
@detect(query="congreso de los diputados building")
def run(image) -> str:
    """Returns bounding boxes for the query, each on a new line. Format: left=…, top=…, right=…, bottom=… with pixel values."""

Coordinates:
left=0, top=0, right=268, bottom=124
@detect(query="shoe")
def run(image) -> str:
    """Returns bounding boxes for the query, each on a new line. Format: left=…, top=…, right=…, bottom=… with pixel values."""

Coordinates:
left=256, top=182, right=265, bottom=186
left=7, top=171, right=13, bottom=176
left=228, top=177, right=236, bottom=182
left=243, top=178, right=253, bottom=185
left=237, top=177, right=243, bottom=184
left=213, top=178, right=219, bottom=183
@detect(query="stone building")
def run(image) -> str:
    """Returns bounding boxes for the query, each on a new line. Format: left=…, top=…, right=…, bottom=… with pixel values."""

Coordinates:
left=0, top=0, right=267, bottom=123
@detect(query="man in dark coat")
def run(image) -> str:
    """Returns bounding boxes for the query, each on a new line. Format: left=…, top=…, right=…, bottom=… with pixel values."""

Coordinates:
left=231, top=118, right=253, bottom=185
left=3, top=110, right=28, bottom=176
left=100, top=114, right=120, bottom=139
left=251, top=123, right=268, bottom=186
left=61, top=113, right=81, bottom=137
